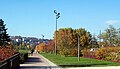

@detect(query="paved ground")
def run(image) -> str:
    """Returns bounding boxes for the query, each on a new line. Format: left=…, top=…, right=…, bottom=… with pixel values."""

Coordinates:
left=20, top=52, right=61, bottom=69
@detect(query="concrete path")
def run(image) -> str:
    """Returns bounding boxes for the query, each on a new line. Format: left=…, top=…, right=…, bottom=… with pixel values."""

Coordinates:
left=20, top=52, right=61, bottom=69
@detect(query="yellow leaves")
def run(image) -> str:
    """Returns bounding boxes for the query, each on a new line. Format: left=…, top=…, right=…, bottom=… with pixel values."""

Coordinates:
left=35, top=43, right=46, bottom=52
left=53, top=28, right=91, bottom=56
left=82, top=46, right=120, bottom=62
left=95, top=46, right=120, bottom=61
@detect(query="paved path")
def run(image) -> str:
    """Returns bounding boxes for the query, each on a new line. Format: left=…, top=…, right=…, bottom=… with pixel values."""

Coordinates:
left=20, top=52, right=61, bottom=69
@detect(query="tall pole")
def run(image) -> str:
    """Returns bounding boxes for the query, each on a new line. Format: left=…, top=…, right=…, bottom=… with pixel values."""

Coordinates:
left=54, top=10, right=60, bottom=55
left=55, top=15, right=57, bottom=55
left=78, top=34, right=80, bottom=61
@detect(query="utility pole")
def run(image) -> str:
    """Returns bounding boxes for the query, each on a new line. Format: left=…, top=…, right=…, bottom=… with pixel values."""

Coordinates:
left=54, top=10, right=60, bottom=55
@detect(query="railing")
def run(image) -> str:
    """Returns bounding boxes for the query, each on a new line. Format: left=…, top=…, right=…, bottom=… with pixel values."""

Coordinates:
left=0, top=53, right=20, bottom=69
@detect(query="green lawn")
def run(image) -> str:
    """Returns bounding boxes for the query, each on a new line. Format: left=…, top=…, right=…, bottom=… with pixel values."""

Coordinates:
left=19, top=50, right=29, bottom=53
left=40, top=53, right=120, bottom=67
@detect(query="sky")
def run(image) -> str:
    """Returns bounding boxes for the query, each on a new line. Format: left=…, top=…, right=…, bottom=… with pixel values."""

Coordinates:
left=0, top=0, right=120, bottom=39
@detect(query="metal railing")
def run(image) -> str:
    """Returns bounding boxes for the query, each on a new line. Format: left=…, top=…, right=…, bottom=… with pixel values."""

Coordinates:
left=0, top=53, right=20, bottom=69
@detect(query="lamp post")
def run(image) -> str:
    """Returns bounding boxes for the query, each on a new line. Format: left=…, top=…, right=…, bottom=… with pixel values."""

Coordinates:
left=77, top=34, right=80, bottom=61
left=54, top=10, right=60, bottom=55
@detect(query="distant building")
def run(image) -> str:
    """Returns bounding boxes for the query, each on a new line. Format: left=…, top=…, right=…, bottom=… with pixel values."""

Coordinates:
left=10, top=36, right=52, bottom=46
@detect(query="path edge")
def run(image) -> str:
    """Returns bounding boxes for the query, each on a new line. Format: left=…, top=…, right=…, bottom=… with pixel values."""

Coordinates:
left=38, top=53, right=57, bottom=66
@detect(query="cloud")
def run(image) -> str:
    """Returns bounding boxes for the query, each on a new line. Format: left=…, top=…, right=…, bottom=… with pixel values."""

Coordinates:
left=105, top=20, right=120, bottom=25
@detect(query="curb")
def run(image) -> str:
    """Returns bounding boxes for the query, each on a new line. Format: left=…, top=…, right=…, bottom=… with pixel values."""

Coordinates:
left=38, top=53, right=57, bottom=66
left=64, top=66, right=120, bottom=69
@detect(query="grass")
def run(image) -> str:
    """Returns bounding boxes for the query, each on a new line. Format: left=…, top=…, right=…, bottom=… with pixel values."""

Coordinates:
left=19, top=50, right=29, bottom=53
left=40, top=53, right=120, bottom=67
left=19, top=49, right=31, bottom=56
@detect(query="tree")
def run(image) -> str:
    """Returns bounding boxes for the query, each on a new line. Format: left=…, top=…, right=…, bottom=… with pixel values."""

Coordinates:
left=35, top=43, right=46, bottom=52
left=90, top=34, right=98, bottom=48
left=0, top=19, right=10, bottom=46
left=53, top=28, right=91, bottom=56
left=75, top=28, right=91, bottom=49
left=98, top=25, right=120, bottom=46
left=46, top=40, right=54, bottom=53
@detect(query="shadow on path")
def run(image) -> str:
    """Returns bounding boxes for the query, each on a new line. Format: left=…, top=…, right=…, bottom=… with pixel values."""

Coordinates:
left=25, top=57, right=42, bottom=62
left=20, top=66, right=61, bottom=69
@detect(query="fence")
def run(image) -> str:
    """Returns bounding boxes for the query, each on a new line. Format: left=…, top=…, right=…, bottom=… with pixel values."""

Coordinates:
left=0, top=53, right=20, bottom=69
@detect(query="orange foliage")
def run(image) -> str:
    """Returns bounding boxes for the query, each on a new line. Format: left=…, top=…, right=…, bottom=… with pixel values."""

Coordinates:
left=0, top=46, right=17, bottom=61
left=46, top=41, right=54, bottom=53
left=35, top=43, right=46, bottom=52
left=81, top=46, right=120, bottom=62
left=70, top=48, right=78, bottom=56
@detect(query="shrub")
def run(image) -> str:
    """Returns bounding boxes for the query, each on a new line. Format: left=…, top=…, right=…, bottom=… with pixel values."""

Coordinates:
left=0, top=46, right=17, bottom=61
left=59, top=48, right=70, bottom=57
left=81, top=49, right=96, bottom=58
left=95, top=46, right=120, bottom=61
left=19, top=50, right=28, bottom=63
left=70, top=49, right=78, bottom=56
left=82, top=46, right=120, bottom=62
left=81, top=49, right=89, bottom=57
left=95, top=47, right=107, bottom=59
left=105, top=52, right=120, bottom=62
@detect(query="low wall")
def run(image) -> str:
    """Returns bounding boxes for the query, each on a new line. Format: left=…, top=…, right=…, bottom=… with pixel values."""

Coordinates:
left=0, top=53, right=20, bottom=69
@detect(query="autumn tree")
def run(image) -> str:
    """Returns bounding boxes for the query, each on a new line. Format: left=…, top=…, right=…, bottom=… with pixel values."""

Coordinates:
left=57, top=28, right=73, bottom=56
left=53, top=28, right=91, bottom=56
left=35, top=43, right=46, bottom=52
left=46, top=40, right=54, bottom=53
left=0, top=19, right=10, bottom=46
left=75, top=28, right=91, bottom=49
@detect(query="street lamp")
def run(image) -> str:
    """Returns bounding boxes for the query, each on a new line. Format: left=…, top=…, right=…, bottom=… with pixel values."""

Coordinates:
left=77, top=33, right=81, bottom=61
left=54, top=10, right=60, bottom=55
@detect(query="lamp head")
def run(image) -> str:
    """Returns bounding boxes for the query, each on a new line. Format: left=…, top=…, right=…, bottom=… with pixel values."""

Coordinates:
left=58, top=13, right=60, bottom=15
left=54, top=10, right=57, bottom=14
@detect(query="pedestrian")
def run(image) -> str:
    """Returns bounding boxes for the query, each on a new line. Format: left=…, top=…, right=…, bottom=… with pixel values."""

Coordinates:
left=31, top=49, right=34, bottom=56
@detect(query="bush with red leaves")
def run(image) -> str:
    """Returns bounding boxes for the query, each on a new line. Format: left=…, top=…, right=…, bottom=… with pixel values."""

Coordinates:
left=81, top=46, right=120, bottom=63
left=0, top=46, right=17, bottom=62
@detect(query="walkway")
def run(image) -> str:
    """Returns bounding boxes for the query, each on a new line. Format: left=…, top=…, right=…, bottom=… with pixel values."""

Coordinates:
left=20, top=52, right=61, bottom=69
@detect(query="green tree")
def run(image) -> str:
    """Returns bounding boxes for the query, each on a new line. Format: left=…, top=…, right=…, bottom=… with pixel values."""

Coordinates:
left=115, top=28, right=120, bottom=46
left=90, top=34, right=98, bottom=48
left=98, top=25, right=120, bottom=46
left=0, top=19, right=10, bottom=46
